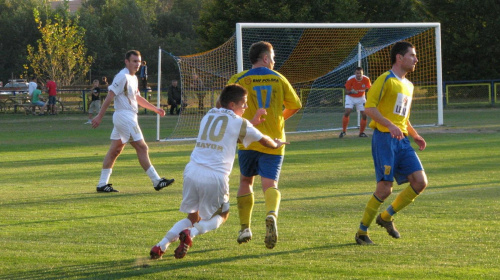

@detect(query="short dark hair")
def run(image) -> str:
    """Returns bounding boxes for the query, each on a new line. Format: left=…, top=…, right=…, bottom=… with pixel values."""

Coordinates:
left=219, top=84, right=247, bottom=108
left=355, top=67, right=364, bottom=72
left=125, top=50, right=141, bottom=60
left=249, top=41, right=273, bottom=64
left=390, top=41, right=414, bottom=65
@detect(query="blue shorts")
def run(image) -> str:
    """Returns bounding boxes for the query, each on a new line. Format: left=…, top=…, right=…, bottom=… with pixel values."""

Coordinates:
left=33, top=101, right=45, bottom=106
left=48, top=96, right=57, bottom=105
left=238, top=150, right=284, bottom=181
left=372, top=129, right=424, bottom=185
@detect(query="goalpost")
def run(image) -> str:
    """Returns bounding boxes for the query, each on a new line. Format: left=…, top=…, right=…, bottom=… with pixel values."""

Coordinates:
left=158, top=22, right=443, bottom=141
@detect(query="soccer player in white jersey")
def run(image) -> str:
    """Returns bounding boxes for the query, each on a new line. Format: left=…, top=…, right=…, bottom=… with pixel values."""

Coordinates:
left=91, top=50, right=174, bottom=193
left=150, top=84, right=288, bottom=260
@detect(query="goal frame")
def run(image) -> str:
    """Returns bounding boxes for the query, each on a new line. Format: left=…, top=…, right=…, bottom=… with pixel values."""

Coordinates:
left=156, top=22, right=443, bottom=141
left=235, top=22, right=443, bottom=126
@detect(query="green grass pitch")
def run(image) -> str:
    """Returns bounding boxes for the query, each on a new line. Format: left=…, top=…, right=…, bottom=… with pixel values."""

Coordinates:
left=0, top=108, right=499, bottom=279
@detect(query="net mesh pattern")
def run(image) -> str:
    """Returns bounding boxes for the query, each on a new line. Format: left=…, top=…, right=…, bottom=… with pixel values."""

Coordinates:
left=162, top=26, right=437, bottom=140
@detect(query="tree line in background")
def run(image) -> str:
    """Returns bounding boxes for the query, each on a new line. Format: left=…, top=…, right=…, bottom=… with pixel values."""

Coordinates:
left=0, top=0, right=498, bottom=87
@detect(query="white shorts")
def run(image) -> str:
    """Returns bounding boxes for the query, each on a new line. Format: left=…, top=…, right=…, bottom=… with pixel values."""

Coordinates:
left=110, top=110, right=143, bottom=144
left=345, top=95, right=366, bottom=111
left=180, top=162, right=230, bottom=220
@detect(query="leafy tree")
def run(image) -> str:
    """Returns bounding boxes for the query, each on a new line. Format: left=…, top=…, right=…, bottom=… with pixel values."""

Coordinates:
left=425, top=0, right=500, bottom=80
left=26, top=9, right=93, bottom=86
left=79, top=0, right=160, bottom=81
left=358, top=0, right=430, bottom=22
left=80, top=0, right=205, bottom=84
left=197, top=0, right=292, bottom=49
left=196, top=0, right=362, bottom=50
left=151, top=0, right=204, bottom=82
left=2, top=0, right=499, bottom=84
left=153, top=0, right=201, bottom=54
left=0, top=0, right=48, bottom=82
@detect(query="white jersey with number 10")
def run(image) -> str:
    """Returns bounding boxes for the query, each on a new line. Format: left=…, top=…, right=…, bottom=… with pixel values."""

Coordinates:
left=190, top=108, right=263, bottom=176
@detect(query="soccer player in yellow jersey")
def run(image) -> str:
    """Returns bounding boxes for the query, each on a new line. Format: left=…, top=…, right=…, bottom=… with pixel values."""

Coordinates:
left=355, top=41, right=428, bottom=245
left=227, top=41, right=302, bottom=249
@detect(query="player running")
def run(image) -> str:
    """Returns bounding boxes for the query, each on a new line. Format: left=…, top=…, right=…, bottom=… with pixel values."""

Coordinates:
left=227, top=41, right=302, bottom=249
left=150, top=84, right=288, bottom=259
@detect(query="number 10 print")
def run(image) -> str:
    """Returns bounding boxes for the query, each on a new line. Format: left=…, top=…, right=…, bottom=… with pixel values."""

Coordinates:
left=200, top=115, right=228, bottom=142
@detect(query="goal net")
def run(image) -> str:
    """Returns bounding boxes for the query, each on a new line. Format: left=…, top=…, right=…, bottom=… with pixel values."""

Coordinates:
left=157, top=23, right=442, bottom=141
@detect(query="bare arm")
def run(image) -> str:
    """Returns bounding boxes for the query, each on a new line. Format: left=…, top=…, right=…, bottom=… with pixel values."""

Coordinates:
left=283, top=108, right=300, bottom=121
left=258, top=135, right=289, bottom=149
left=92, top=90, right=115, bottom=128
left=346, top=87, right=357, bottom=95
left=364, top=107, right=404, bottom=140
left=407, top=120, right=426, bottom=151
left=137, top=94, right=165, bottom=116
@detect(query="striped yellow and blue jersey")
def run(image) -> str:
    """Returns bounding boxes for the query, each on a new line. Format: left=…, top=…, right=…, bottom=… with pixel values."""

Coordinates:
left=365, top=70, right=414, bottom=135
left=228, top=67, right=302, bottom=155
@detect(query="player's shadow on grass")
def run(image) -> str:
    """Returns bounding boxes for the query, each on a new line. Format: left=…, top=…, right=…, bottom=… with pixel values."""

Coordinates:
left=278, top=180, right=500, bottom=204
left=1, top=244, right=352, bottom=279
left=0, top=208, right=177, bottom=228
left=1, top=188, right=178, bottom=207
left=0, top=191, right=179, bottom=228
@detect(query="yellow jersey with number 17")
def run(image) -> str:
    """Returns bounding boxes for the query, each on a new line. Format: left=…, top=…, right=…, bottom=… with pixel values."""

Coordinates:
left=365, top=70, right=414, bottom=135
left=227, top=67, right=302, bottom=155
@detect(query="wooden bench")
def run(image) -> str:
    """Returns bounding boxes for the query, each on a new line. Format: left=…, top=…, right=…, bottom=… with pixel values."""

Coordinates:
left=6, top=95, right=29, bottom=113
left=0, top=95, right=10, bottom=112
left=14, top=103, right=45, bottom=115
left=5, top=95, right=48, bottom=115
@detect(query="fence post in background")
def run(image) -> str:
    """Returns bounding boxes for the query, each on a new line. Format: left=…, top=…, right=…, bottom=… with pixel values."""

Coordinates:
left=82, top=90, right=86, bottom=113
left=443, top=81, right=447, bottom=107
left=491, top=81, right=495, bottom=105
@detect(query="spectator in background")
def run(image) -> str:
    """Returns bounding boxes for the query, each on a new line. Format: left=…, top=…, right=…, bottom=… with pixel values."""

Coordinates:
left=45, top=79, right=57, bottom=115
left=101, top=76, right=108, bottom=87
left=31, top=83, right=47, bottom=115
left=0, top=81, right=3, bottom=87
left=140, top=60, right=148, bottom=91
left=86, top=79, right=101, bottom=124
left=167, top=79, right=182, bottom=115
left=28, top=77, right=37, bottom=96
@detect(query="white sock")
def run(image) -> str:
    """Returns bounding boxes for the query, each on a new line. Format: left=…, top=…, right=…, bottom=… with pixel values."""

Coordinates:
left=158, top=218, right=192, bottom=251
left=191, top=215, right=224, bottom=239
left=146, top=166, right=161, bottom=184
left=97, top=169, right=112, bottom=187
